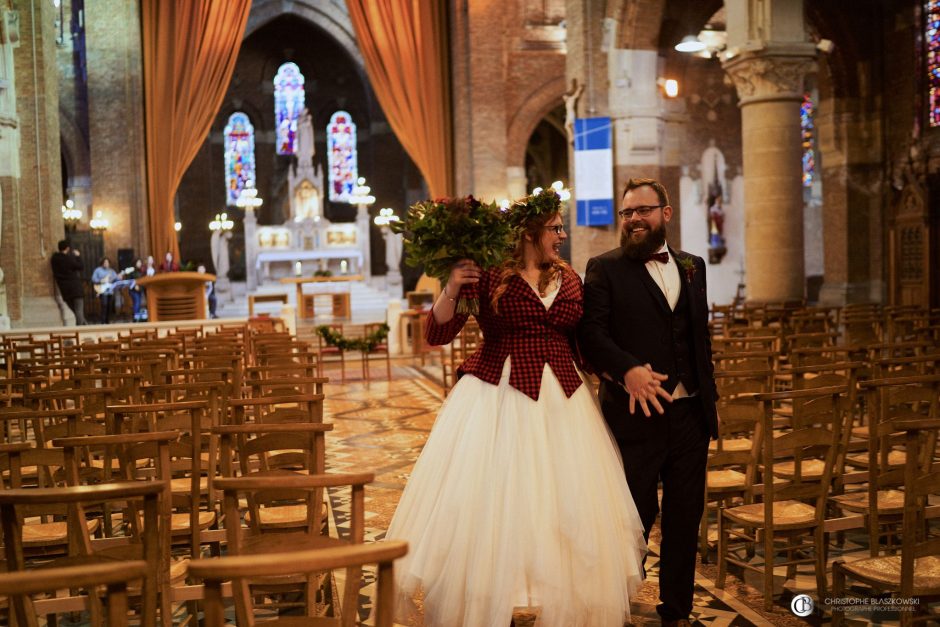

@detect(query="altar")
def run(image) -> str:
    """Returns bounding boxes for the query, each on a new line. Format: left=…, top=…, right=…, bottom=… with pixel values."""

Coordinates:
left=255, top=249, right=364, bottom=280
left=241, top=108, right=372, bottom=290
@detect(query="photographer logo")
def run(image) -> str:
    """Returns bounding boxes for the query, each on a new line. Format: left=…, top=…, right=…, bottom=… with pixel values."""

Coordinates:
left=791, top=594, right=814, bottom=617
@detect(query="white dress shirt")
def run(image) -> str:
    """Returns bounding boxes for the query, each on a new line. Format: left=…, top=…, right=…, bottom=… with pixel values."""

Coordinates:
left=644, top=242, right=691, bottom=399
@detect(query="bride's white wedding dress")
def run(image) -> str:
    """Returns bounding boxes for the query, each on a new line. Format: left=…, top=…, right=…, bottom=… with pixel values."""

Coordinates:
left=386, top=284, right=647, bottom=627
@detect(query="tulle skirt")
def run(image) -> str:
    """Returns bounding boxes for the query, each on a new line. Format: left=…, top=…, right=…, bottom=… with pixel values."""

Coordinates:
left=386, top=358, right=647, bottom=627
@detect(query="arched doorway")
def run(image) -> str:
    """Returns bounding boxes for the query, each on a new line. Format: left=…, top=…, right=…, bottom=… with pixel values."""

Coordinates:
left=524, top=105, right=571, bottom=261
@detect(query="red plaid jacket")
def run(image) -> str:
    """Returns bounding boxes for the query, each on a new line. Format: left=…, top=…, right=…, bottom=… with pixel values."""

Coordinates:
left=425, top=266, right=584, bottom=400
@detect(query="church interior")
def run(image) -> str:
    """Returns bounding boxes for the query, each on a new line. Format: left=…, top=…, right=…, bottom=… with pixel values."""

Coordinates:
left=0, top=0, right=938, bottom=624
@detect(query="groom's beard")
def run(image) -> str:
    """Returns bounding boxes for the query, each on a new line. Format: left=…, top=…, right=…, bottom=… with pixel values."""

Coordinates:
left=620, top=220, right=667, bottom=260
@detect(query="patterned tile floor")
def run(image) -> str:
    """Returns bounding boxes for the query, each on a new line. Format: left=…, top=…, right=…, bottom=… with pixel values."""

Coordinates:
left=320, top=357, right=911, bottom=626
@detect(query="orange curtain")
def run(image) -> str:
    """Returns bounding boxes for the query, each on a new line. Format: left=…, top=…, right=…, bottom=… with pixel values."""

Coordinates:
left=141, top=0, right=251, bottom=261
left=346, top=0, right=454, bottom=198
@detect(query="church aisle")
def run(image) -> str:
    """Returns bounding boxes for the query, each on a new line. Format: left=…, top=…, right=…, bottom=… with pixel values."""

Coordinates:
left=318, top=361, right=821, bottom=626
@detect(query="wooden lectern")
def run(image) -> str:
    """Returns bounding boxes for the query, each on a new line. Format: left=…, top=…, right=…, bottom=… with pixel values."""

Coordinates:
left=136, top=272, right=215, bottom=322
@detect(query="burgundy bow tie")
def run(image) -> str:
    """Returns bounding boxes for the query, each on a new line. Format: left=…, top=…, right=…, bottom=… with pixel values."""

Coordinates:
left=645, top=252, right=669, bottom=264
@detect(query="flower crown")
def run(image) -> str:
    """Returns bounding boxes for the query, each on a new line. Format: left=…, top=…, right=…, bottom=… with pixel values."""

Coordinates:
left=506, top=188, right=564, bottom=235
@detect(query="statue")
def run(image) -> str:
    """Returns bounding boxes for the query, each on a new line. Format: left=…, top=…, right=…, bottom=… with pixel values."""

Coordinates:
left=210, top=229, right=233, bottom=300
left=383, top=228, right=403, bottom=299
left=296, top=107, right=315, bottom=168
left=700, top=139, right=727, bottom=203
left=562, top=78, right=584, bottom=144
left=702, top=140, right=728, bottom=264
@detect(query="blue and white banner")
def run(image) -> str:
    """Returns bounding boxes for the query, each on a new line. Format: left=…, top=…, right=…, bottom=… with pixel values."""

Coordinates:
left=573, top=117, right=614, bottom=226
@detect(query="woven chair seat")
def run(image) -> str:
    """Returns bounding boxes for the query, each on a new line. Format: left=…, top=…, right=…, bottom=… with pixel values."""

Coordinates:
left=851, top=425, right=870, bottom=439
left=244, top=502, right=328, bottom=529
left=838, top=555, right=940, bottom=593
left=170, top=511, right=217, bottom=534
left=43, top=549, right=188, bottom=587
left=707, top=469, right=747, bottom=490
left=23, top=518, right=99, bottom=547
left=846, top=449, right=906, bottom=469
left=724, top=500, right=816, bottom=528
left=170, top=476, right=209, bottom=494
left=239, top=531, right=344, bottom=557
left=830, top=489, right=905, bottom=514
left=772, top=459, right=825, bottom=478
left=709, top=437, right=752, bottom=452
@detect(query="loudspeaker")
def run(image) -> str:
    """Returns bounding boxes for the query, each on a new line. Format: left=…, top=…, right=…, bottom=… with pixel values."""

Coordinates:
left=117, top=248, right=135, bottom=274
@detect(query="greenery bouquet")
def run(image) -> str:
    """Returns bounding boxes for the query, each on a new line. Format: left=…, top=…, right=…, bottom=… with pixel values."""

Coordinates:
left=392, top=195, right=513, bottom=315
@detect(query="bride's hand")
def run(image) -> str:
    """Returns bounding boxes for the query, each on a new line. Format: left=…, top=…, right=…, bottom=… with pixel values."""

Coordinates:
left=443, top=259, right=481, bottom=298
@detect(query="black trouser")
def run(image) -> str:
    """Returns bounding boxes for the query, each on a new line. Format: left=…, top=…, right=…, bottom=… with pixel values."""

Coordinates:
left=616, top=396, right=710, bottom=622
left=98, top=294, right=113, bottom=324
left=65, top=297, right=86, bottom=325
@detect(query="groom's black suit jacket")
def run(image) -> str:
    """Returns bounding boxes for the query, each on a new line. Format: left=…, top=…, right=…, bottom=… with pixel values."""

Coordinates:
left=578, top=246, right=719, bottom=440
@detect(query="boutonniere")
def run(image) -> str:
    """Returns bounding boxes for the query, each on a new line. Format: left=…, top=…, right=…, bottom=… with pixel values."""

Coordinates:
left=677, top=257, right=696, bottom=283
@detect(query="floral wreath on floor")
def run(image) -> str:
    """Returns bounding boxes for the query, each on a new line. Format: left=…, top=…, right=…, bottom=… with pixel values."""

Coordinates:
left=316, top=323, right=389, bottom=352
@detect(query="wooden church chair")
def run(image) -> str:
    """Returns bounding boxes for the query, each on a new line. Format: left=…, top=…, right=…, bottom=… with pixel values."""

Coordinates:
left=316, top=323, right=346, bottom=384
left=213, top=421, right=334, bottom=553
left=190, top=541, right=408, bottom=627
left=717, top=385, right=847, bottom=610
left=0, top=557, right=148, bottom=627
left=229, top=393, right=326, bottom=426
left=102, top=401, right=219, bottom=554
left=700, top=399, right=764, bottom=563
left=0, top=442, right=103, bottom=560
left=213, top=472, right=374, bottom=620
left=832, top=418, right=940, bottom=626
left=834, top=375, right=940, bottom=555
left=361, top=322, right=392, bottom=383
left=52, top=431, right=187, bottom=622
left=0, top=481, right=163, bottom=627
left=442, top=319, right=482, bottom=394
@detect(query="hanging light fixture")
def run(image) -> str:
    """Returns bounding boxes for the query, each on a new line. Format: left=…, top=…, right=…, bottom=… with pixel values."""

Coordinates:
left=89, top=210, right=109, bottom=232
left=674, top=35, right=705, bottom=53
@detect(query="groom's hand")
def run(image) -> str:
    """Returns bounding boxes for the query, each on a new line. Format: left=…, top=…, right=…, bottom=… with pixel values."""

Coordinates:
left=624, top=364, right=673, bottom=417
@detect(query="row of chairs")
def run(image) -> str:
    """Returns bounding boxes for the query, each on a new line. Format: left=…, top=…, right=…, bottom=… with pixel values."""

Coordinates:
left=0, top=321, right=408, bottom=624
left=700, top=299, right=940, bottom=622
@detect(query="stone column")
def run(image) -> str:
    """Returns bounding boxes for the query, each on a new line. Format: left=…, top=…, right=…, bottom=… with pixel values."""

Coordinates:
left=451, top=0, right=508, bottom=200
left=9, top=0, right=65, bottom=327
left=814, top=97, right=883, bottom=304
left=355, top=203, right=371, bottom=280
left=84, top=0, right=148, bottom=262
left=721, top=0, right=816, bottom=302
left=724, top=51, right=816, bottom=302
left=243, top=208, right=258, bottom=291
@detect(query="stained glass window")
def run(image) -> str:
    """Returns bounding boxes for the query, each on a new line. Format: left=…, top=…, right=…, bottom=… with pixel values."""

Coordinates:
left=224, top=112, right=256, bottom=206
left=327, top=111, right=358, bottom=202
left=274, top=62, right=305, bottom=155
left=801, top=93, right=816, bottom=188
left=929, top=0, right=940, bottom=125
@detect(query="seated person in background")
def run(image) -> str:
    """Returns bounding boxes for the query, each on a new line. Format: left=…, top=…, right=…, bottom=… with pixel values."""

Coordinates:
left=197, top=264, right=217, bottom=319
left=145, top=255, right=157, bottom=276
left=91, top=257, right=121, bottom=324
left=127, top=258, right=146, bottom=322
left=159, top=250, right=180, bottom=273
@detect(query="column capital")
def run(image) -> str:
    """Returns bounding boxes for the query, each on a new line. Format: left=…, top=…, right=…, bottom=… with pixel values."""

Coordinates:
left=723, top=47, right=817, bottom=106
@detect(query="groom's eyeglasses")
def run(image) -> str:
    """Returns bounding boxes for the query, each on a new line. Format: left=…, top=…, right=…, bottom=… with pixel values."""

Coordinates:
left=618, top=205, right=663, bottom=219
left=543, top=225, right=566, bottom=235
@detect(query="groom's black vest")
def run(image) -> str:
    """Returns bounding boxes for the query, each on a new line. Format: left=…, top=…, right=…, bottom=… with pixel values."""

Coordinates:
left=667, top=280, right=700, bottom=396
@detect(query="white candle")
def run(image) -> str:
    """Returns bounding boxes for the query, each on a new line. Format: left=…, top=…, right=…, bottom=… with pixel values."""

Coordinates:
left=294, top=261, right=302, bottom=276
left=340, top=260, right=348, bottom=274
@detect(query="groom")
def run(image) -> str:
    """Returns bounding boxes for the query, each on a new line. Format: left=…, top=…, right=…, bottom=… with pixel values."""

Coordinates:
left=578, top=178, right=718, bottom=626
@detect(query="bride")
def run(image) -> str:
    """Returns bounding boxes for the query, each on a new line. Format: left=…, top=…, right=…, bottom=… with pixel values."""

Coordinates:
left=386, top=189, right=647, bottom=626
